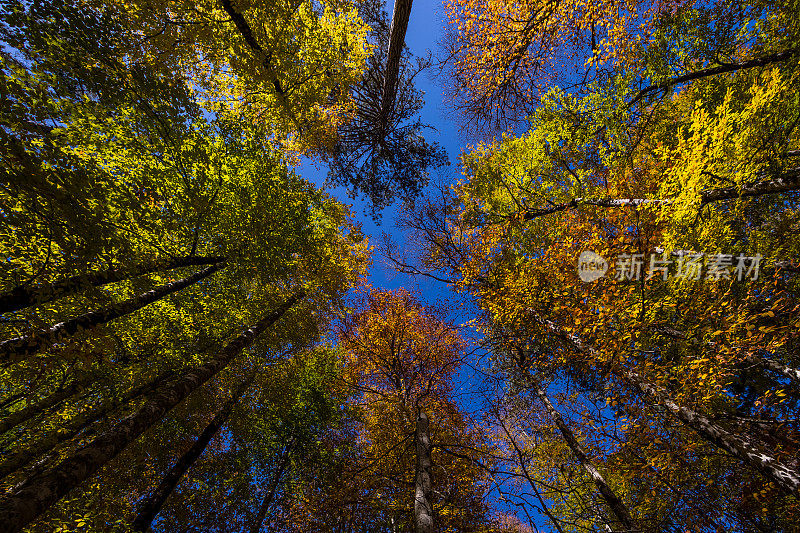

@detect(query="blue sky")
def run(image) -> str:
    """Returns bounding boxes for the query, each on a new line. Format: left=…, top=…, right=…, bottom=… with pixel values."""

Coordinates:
left=298, top=0, right=495, bottom=419
left=300, top=0, right=466, bottom=295
left=296, top=3, right=568, bottom=528
left=299, top=2, right=532, bottom=523
left=298, top=0, right=510, bottom=496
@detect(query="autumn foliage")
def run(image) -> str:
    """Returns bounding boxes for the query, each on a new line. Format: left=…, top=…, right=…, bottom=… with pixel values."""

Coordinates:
left=2, top=0, right=800, bottom=531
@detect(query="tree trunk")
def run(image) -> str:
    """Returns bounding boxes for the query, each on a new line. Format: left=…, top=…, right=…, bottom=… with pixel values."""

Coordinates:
left=248, top=442, right=292, bottom=533
left=0, top=291, right=303, bottom=533
left=629, top=48, right=799, bottom=105
left=414, top=411, right=433, bottom=533
left=537, top=315, right=800, bottom=495
left=0, top=372, right=93, bottom=436
left=531, top=381, right=635, bottom=531
left=649, top=325, right=800, bottom=389
left=625, top=368, right=800, bottom=494
left=495, top=404, right=566, bottom=533
left=218, top=0, right=287, bottom=98
left=0, top=256, right=226, bottom=315
left=378, top=0, right=413, bottom=133
left=745, top=354, right=800, bottom=389
left=0, top=393, right=25, bottom=411
left=132, top=370, right=257, bottom=531
left=0, top=262, right=225, bottom=364
left=0, top=368, right=176, bottom=481
left=517, top=166, right=800, bottom=222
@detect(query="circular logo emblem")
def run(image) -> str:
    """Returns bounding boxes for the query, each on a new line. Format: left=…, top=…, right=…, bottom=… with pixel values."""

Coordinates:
left=578, top=250, right=608, bottom=282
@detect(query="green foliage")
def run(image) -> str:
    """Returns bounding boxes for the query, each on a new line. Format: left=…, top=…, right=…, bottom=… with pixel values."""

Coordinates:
left=0, top=1, right=370, bottom=530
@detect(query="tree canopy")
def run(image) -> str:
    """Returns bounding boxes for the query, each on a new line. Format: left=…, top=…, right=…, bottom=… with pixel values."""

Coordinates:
left=1, top=0, right=800, bottom=531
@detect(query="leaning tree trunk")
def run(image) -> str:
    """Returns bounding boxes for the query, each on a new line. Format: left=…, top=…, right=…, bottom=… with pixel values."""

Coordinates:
left=414, top=411, right=434, bottom=533
left=248, top=442, right=293, bottom=533
left=650, top=325, right=800, bottom=389
left=0, top=256, right=226, bottom=315
left=625, top=368, right=800, bottom=494
left=530, top=380, right=635, bottom=531
left=132, top=370, right=257, bottom=531
left=0, top=393, right=25, bottom=411
left=537, top=315, right=800, bottom=495
left=745, top=354, right=800, bottom=389
left=0, top=291, right=304, bottom=533
left=0, top=372, right=95, bottom=436
left=0, top=262, right=225, bottom=364
left=0, top=368, right=176, bottom=481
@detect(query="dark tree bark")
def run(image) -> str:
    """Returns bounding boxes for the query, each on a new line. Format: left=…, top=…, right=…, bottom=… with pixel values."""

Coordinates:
left=414, top=411, right=433, bottom=533
left=0, top=372, right=94, bottom=436
left=0, top=256, right=226, bottom=315
left=132, top=370, right=257, bottom=531
left=248, top=442, right=293, bottom=533
left=0, top=368, right=176, bottom=481
left=0, top=393, right=25, bottom=411
left=700, top=167, right=800, bottom=204
left=629, top=48, right=799, bottom=105
left=0, top=291, right=304, bottom=533
left=0, top=262, right=225, bottom=364
left=530, top=380, right=635, bottom=531
left=218, top=0, right=286, bottom=97
left=378, top=0, right=413, bottom=133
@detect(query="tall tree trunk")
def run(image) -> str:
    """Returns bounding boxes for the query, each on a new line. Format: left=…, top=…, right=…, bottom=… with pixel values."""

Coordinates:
left=629, top=48, right=799, bottom=105
left=649, top=325, right=800, bottom=389
left=248, top=442, right=293, bottom=533
left=0, top=368, right=176, bottom=481
left=0, top=263, right=225, bottom=364
left=132, top=370, right=257, bottom=531
left=218, top=0, right=288, bottom=99
left=378, top=0, right=413, bottom=133
left=517, top=166, right=800, bottom=222
left=745, top=354, right=800, bottom=388
left=530, top=380, right=635, bottom=531
left=0, top=256, right=226, bottom=315
left=537, top=315, right=800, bottom=495
left=625, top=368, right=800, bottom=494
left=414, top=411, right=433, bottom=533
left=0, top=291, right=304, bottom=533
left=0, top=393, right=25, bottom=411
left=0, top=372, right=94, bottom=436
left=494, top=405, right=566, bottom=533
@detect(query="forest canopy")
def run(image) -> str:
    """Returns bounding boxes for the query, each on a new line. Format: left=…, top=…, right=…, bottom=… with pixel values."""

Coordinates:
left=1, top=0, right=799, bottom=532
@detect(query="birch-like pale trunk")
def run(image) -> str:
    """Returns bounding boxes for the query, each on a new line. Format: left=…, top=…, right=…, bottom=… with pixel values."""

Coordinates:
left=537, top=316, right=800, bottom=495
left=745, top=354, right=800, bottom=389
left=518, top=167, right=800, bottom=222
left=530, top=381, right=635, bottom=531
left=414, top=411, right=434, bottom=533
left=650, top=325, right=800, bottom=389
